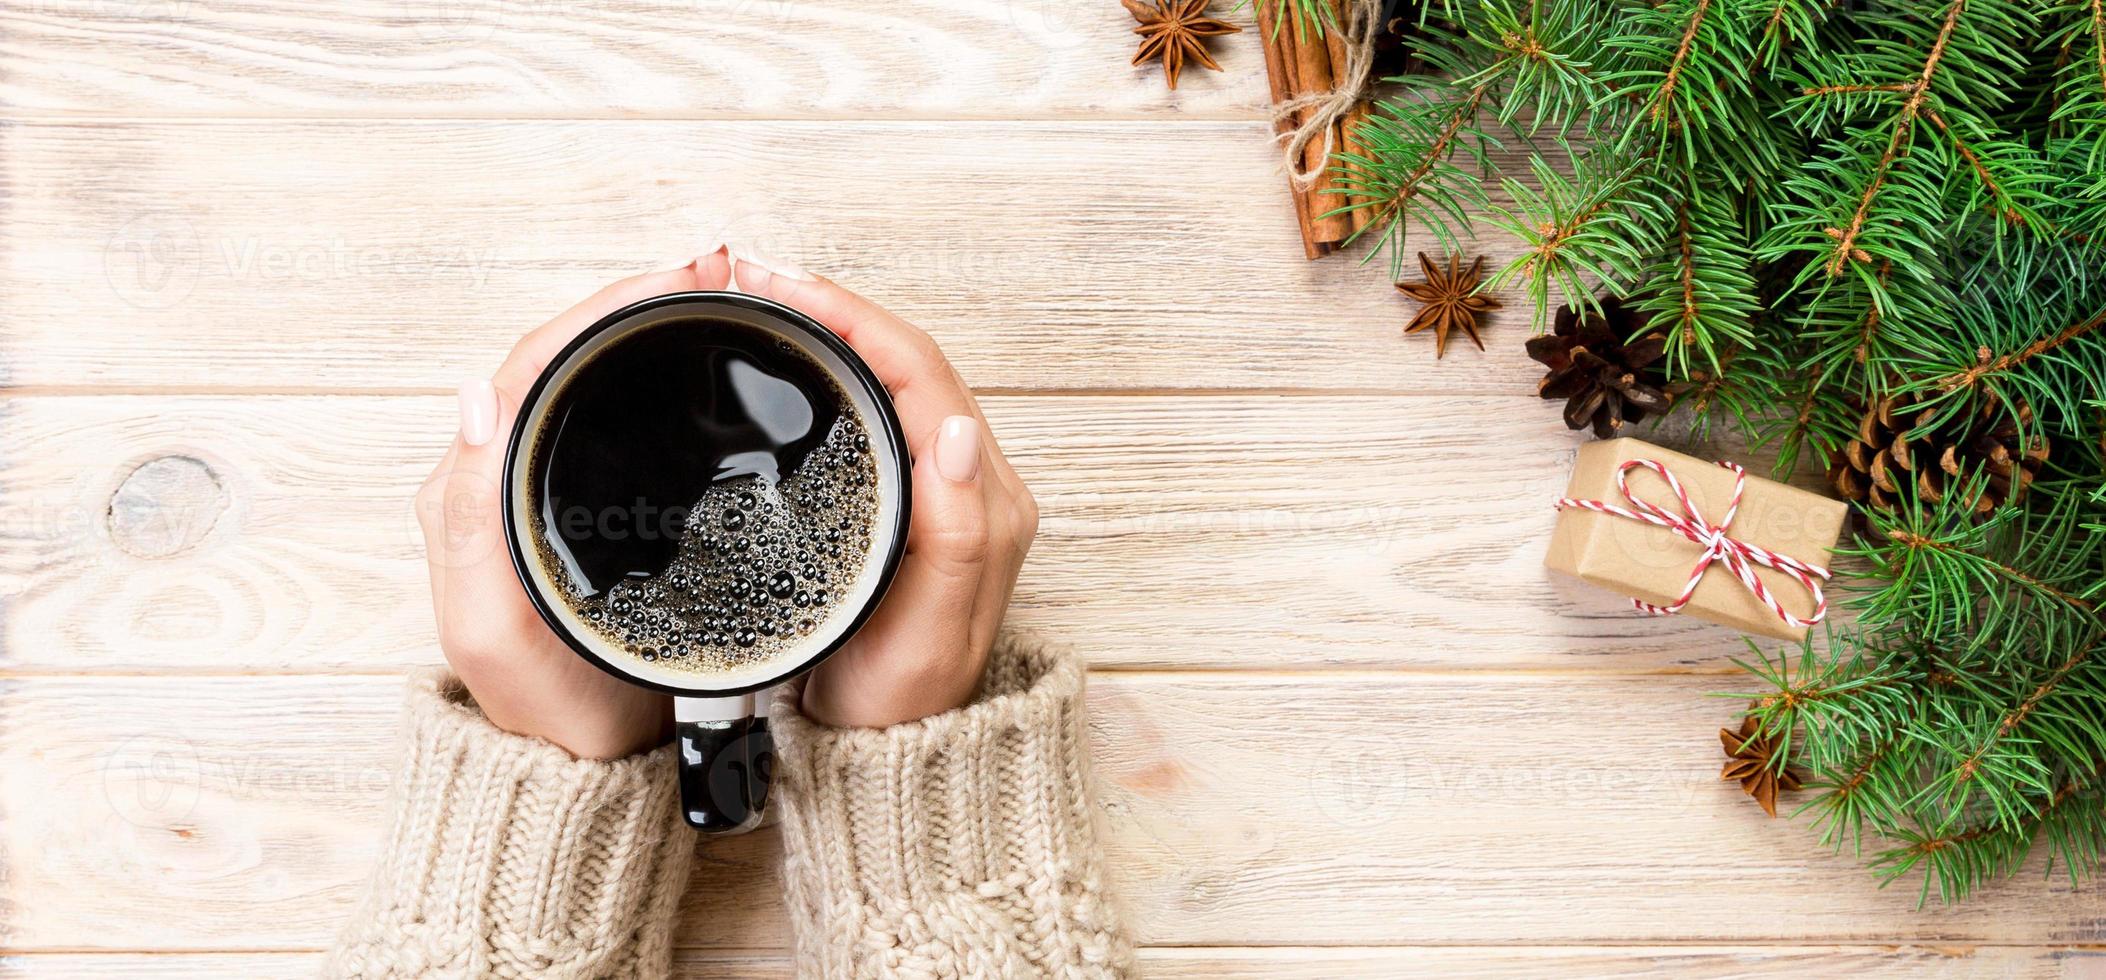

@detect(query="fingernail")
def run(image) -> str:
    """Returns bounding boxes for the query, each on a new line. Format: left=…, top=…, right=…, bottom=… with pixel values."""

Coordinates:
left=731, top=245, right=812, bottom=289
left=458, top=379, right=497, bottom=446
left=935, top=415, right=981, bottom=483
left=661, top=240, right=724, bottom=273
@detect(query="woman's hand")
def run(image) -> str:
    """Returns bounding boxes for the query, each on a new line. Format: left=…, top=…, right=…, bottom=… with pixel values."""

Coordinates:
left=730, top=250, right=1039, bottom=729
left=414, top=251, right=739, bottom=759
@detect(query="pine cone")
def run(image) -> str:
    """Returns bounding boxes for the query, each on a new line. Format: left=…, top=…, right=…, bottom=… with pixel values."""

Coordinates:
left=1370, top=0, right=1424, bottom=78
left=1526, top=295, right=1673, bottom=439
left=1830, top=396, right=2049, bottom=516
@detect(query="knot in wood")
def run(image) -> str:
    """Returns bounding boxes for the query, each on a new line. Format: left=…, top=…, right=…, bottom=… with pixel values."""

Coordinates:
left=108, top=455, right=228, bottom=558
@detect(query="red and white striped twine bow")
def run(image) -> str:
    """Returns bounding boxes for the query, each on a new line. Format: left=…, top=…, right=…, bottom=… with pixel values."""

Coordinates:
left=1555, top=458, right=1831, bottom=628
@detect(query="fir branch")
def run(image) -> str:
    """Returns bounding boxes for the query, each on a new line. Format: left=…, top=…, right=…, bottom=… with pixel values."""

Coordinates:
left=1922, top=107, right=2041, bottom=225
left=1756, top=0, right=1832, bottom=68
left=1340, top=83, right=1497, bottom=271
left=1653, top=0, right=1715, bottom=125
left=1932, top=634, right=2101, bottom=806
left=1801, top=83, right=1912, bottom=97
left=1734, top=635, right=1918, bottom=771
left=1823, top=0, right=1968, bottom=275
left=1484, top=150, right=1669, bottom=326
left=1930, top=306, right=2106, bottom=395
left=1879, top=749, right=2106, bottom=902
left=1854, top=487, right=2104, bottom=654
left=1811, top=734, right=1916, bottom=850
left=1371, top=0, right=2106, bottom=902
left=1362, top=84, right=1488, bottom=228
left=1633, top=184, right=1759, bottom=377
left=1881, top=529, right=2097, bottom=616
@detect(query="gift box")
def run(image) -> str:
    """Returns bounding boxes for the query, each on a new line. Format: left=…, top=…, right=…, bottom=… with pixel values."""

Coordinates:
left=1545, top=438, right=1848, bottom=641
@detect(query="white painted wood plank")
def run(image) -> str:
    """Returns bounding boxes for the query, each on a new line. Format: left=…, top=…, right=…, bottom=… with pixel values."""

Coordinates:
left=3, top=674, right=2096, bottom=951
left=4, top=947, right=2096, bottom=979
left=0, top=0, right=1270, bottom=118
left=0, top=394, right=1764, bottom=673
left=1, top=120, right=1540, bottom=392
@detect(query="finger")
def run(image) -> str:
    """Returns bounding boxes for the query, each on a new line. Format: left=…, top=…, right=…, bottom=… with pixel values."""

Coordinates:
left=416, top=440, right=462, bottom=629
left=822, top=416, right=991, bottom=720
left=857, top=416, right=988, bottom=638
left=728, top=250, right=978, bottom=444
left=433, top=378, right=543, bottom=656
left=491, top=250, right=728, bottom=395
left=965, top=476, right=1019, bottom=656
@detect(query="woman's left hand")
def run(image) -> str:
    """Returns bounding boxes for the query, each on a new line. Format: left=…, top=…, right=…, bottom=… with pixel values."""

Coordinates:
left=413, top=251, right=739, bottom=759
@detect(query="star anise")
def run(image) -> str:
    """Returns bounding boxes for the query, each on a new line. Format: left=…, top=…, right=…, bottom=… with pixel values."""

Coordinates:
left=1123, top=0, right=1240, bottom=91
left=1720, top=715, right=1802, bottom=818
left=1396, top=252, right=1501, bottom=358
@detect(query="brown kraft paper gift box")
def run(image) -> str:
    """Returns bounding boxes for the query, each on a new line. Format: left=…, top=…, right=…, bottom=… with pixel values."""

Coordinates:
left=1545, top=438, right=1848, bottom=641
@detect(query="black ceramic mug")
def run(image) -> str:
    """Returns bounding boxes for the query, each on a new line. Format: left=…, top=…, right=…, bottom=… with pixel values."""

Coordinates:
left=501, top=291, right=912, bottom=834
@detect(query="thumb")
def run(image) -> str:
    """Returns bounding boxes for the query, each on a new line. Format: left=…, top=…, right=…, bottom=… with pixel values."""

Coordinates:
left=436, top=378, right=537, bottom=642
left=851, top=415, right=988, bottom=649
left=808, top=415, right=989, bottom=726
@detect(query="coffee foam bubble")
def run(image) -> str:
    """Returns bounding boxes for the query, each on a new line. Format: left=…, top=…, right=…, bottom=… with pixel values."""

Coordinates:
left=542, top=415, right=880, bottom=675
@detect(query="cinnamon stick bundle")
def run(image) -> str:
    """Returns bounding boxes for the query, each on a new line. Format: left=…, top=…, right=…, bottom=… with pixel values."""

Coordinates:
left=1257, top=0, right=1370, bottom=258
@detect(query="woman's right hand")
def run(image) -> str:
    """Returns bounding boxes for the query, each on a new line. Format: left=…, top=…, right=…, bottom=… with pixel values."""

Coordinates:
left=727, top=250, right=1040, bottom=729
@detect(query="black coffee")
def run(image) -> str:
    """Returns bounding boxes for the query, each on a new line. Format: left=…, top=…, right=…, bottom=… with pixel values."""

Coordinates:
left=526, top=317, right=879, bottom=674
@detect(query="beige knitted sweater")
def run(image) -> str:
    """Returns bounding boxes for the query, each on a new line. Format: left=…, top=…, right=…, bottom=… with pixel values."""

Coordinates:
left=324, top=638, right=1133, bottom=978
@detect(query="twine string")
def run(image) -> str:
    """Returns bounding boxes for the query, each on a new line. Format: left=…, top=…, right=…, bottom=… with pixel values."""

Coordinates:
left=1271, top=0, right=1382, bottom=189
left=1555, top=458, right=1833, bottom=628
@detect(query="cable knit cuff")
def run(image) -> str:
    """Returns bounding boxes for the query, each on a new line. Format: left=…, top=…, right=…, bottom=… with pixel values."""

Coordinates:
left=768, top=637, right=1134, bottom=977
left=324, top=669, right=693, bottom=979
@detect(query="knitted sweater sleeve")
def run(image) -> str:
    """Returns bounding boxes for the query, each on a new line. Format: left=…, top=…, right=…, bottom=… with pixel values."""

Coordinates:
left=767, top=636, right=1136, bottom=978
left=322, top=669, right=694, bottom=979
left=326, top=639, right=1131, bottom=978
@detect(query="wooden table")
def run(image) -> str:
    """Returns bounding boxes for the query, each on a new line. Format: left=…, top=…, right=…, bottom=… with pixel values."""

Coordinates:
left=2, top=2, right=2099, bottom=976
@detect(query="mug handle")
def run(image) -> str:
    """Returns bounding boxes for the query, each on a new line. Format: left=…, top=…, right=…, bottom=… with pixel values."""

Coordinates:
left=674, top=692, right=775, bottom=834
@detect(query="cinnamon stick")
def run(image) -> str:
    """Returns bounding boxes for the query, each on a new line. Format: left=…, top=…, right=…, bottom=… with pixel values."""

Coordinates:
left=1291, top=21, right=1351, bottom=244
left=1256, top=0, right=1328, bottom=258
left=1328, top=0, right=1372, bottom=237
left=1341, top=104, right=1372, bottom=236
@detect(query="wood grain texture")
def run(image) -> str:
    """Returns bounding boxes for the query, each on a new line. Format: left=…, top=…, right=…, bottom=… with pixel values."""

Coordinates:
left=1, top=119, right=1541, bottom=392
left=1, top=0, right=2085, bottom=961
left=5, top=948, right=2099, bottom=979
left=0, top=394, right=1763, bottom=674
left=0, top=0, right=1270, bottom=118
left=5, top=674, right=2100, bottom=952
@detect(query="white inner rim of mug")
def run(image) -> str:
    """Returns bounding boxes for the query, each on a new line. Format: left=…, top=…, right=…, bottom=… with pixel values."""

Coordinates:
left=507, top=300, right=906, bottom=693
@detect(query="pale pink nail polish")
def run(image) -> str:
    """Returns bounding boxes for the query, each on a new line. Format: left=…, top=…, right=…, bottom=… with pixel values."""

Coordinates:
left=732, top=246, right=812, bottom=287
left=458, top=379, right=497, bottom=446
left=935, top=416, right=981, bottom=483
left=658, top=241, right=724, bottom=273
